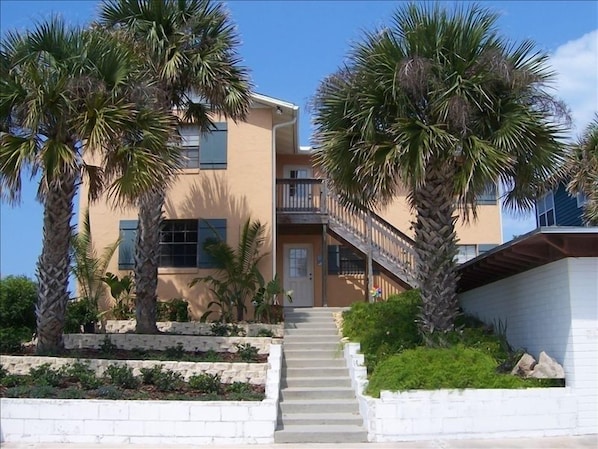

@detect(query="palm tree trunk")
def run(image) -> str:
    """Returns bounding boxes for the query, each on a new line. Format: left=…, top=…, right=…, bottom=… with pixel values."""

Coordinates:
left=412, top=161, right=460, bottom=339
left=36, top=173, right=77, bottom=354
left=134, top=187, right=164, bottom=334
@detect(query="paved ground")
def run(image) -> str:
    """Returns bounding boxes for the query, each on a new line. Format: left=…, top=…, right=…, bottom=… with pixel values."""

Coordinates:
left=2, top=435, right=596, bottom=448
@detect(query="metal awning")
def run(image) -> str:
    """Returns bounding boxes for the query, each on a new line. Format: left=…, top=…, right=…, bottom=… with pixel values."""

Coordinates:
left=457, top=227, right=598, bottom=292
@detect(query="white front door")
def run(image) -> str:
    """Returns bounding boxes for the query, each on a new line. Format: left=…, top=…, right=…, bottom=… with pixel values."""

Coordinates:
left=283, top=244, right=314, bottom=307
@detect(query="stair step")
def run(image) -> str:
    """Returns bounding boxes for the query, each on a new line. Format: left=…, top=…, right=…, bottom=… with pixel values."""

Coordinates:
left=279, top=413, right=363, bottom=427
left=283, top=335, right=342, bottom=343
left=285, top=322, right=338, bottom=329
left=283, top=349, right=340, bottom=359
left=283, top=366, right=349, bottom=378
left=283, top=341, right=340, bottom=351
left=279, top=399, right=360, bottom=414
left=281, top=387, right=355, bottom=400
left=284, top=357, right=346, bottom=368
left=274, top=425, right=367, bottom=443
left=285, top=328, right=339, bottom=336
left=282, top=376, right=351, bottom=388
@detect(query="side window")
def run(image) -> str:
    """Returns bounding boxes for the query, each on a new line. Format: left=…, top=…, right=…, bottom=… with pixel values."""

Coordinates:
left=179, top=125, right=200, bottom=169
left=536, top=191, right=555, bottom=226
left=476, top=183, right=498, bottom=205
left=118, top=220, right=138, bottom=269
left=456, top=245, right=477, bottom=264
left=199, top=123, right=227, bottom=169
left=198, top=219, right=227, bottom=268
left=159, top=220, right=199, bottom=268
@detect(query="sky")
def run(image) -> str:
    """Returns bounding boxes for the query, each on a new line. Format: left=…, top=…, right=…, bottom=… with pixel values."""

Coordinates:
left=1, top=0, right=597, bottom=279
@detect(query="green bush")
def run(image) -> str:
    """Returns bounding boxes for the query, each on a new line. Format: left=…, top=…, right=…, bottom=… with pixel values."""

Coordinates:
left=29, top=364, right=63, bottom=387
left=366, top=345, right=535, bottom=397
left=157, top=298, right=190, bottom=322
left=236, top=343, right=259, bottom=362
left=64, top=298, right=97, bottom=333
left=256, top=328, right=274, bottom=337
left=0, top=276, right=37, bottom=350
left=342, top=290, right=422, bottom=370
left=189, top=373, right=221, bottom=393
left=61, top=361, right=101, bottom=389
left=104, top=364, right=139, bottom=389
left=140, top=365, right=182, bottom=391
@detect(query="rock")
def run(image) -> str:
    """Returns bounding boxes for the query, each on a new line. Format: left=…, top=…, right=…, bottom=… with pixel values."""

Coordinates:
left=529, top=351, right=565, bottom=379
left=511, top=353, right=536, bottom=377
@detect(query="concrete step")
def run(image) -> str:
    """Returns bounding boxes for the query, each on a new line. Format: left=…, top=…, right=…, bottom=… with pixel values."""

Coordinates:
left=282, top=349, right=340, bottom=359
left=279, top=412, right=363, bottom=427
left=283, top=335, right=342, bottom=343
left=279, top=399, right=360, bottom=415
left=285, top=328, right=339, bottom=336
left=284, top=357, right=346, bottom=368
left=274, top=425, right=367, bottom=443
left=283, top=366, right=349, bottom=378
left=281, top=387, right=355, bottom=401
left=281, top=376, right=351, bottom=388
left=285, top=322, right=338, bottom=329
left=283, top=341, right=340, bottom=351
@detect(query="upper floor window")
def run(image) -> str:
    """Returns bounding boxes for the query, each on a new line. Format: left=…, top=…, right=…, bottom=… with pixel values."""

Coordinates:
left=536, top=191, right=555, bottom=226
left=476, top=183, right=498, bottom=205
left=456, top=245, right=477, bottom=264
left=178, top=122, right=228, bottom=170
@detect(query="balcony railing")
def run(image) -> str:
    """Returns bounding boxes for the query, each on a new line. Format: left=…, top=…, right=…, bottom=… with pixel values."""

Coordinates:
left=275, top=178, right=325, bottom=212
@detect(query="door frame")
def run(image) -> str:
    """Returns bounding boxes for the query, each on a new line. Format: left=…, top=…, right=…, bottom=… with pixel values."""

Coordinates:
left=282, top=243, right=314, bottom=307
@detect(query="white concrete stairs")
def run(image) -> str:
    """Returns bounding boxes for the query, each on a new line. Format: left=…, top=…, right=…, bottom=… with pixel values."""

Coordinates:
left=275, top=308, right=367, bottom=444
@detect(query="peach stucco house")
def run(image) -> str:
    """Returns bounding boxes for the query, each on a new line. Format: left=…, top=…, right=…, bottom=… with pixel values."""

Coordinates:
left=81, top=93, right=502, bottom=318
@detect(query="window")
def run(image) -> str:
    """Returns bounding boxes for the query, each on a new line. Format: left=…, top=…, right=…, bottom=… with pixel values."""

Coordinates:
left=577, top=192, right=588, bottom=208
left=328, top=245, right=378, bottom=275
left=178, top=122, right=227, bottom=170
left=159, top=220, right=199, bottom=268
left=536, top=191, right=555, bottom=226
left=476, top=183, right=498, bottom=205
left=118, top=219, right=227, bottom=269
left=456, top=245, right=477, bottom=264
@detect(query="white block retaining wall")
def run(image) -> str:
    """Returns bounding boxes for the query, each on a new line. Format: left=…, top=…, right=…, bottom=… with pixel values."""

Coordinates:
left=459, top=257, right=598, bottom=435
left=0, top=344, right=283, bottom=445
left=64, top=334, right=273, bottom=354
left=0, top=355, right=267, bottom=384
left=105, top=320, right=284, bottom=338
left=344, top=342, right=578, bottom=442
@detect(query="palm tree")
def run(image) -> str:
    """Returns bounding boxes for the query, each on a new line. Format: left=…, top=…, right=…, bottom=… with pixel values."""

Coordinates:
left=190, top=218, right=268, bottom=322
left=562, top=116, right=598, bottom=225
left=312, top=3, right=568, bottom=340
left=0, top=19, right=178, bottom=353
left=100, top=0, right=252, bottom=333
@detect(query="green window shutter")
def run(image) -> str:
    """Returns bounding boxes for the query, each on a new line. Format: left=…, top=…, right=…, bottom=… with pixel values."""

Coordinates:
left=328, top=245, right=340, bottom=274
left=118, top=220, right=138, bottom=269
left=200, top=122, right=227, bottom=169
left=198, top=219, right=227, bottom=268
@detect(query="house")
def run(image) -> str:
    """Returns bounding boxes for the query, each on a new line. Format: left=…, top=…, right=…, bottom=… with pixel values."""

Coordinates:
left=536, top=182, right=588, bottom=227
left=82, top=93, right=502, bottom=317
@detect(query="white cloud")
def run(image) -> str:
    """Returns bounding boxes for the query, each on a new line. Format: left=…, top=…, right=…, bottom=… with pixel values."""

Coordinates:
left=550, top=30, right=598, bottom=137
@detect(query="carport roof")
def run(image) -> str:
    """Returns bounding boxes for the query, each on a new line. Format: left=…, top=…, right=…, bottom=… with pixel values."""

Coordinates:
left=457, top=227, right=598, bottom=292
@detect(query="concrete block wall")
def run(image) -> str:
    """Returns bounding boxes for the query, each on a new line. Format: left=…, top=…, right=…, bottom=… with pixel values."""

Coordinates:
left=344, top=342, right=578, bottom=441
left=0, top=355, right=267, bottom=384
left=63, top=333, right=273, bottom=354
left=0, top=343, right=283, bottom=444
left=459, top=257, right=598, bottom=435
left=105, top=320, right=284, bottom=338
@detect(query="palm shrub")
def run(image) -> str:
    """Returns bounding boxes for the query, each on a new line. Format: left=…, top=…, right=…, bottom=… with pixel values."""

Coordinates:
left=103, top=272, right=135, bottom=319
left=99, top=0, right=252, bottom=334
left=191, top=218, right=268, bottom=322
left=0, top=19, right=180, bottom=353
left=312, top=3, right=568, bottom=341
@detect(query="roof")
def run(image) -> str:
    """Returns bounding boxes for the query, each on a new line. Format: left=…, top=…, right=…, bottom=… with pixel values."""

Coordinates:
left=457, top=227, right=598, bottom=292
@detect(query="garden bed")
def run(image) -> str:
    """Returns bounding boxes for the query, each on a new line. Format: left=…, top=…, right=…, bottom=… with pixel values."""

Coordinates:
left=105, top=320, right=284, bottom=338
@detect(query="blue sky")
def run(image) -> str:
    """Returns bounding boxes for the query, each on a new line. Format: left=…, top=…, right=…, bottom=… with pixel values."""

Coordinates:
left=1, top=1, right=597, bottom=278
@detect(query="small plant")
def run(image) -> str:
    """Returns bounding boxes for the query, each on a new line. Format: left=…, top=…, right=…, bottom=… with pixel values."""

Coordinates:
left=140, top=365, right=164, bottom=384
left=210, top=322, right=230, bottom=336
left=0, top=364, right=7, bottom=380
left=157, top=298, right=190, bottom=322
left=96, top=385, right=122, bottom=399
left=236, top=343, right=259, bottom=362
left=256, top=328, right=274, bottom=337
left=139, top=365, right=182, bottom=391
left=29, top=364, right=63, bottom=387
left=1, top=373, right=25, bottom=388
left=62, top=361, right=101, bottom=389
left=201, top=349, right=220, bottom=362
left=164, top=343, right=185, bottom=360
left=29, top=385, right=55, bottom=398
left=228, top=324, right=246, bottom=337
left=99, top=336, right=118, bottom=356
left=64, top=297, right=98, bottom=333
left=103, top=272, right=135, bottom=320
left=5, top=386, right=31, bottom=398
left=104, top=364, right=139, bottom=389
left=227, top=381, right=252, bottom=394
left=188, top=373, right=221, bottom=394
left=58, top=387, right=85, bottom=399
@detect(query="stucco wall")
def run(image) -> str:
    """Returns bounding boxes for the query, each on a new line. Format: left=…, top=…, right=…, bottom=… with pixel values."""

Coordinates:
left=459, top=257, right=598, bottom=435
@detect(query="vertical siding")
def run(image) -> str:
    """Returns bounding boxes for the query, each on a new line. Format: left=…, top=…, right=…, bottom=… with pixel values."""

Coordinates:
left=554, top=183, right=583, bottom=226
left=458, top=257, right=598, bottom=436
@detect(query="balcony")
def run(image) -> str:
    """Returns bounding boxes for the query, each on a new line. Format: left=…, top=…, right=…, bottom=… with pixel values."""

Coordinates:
left=276, top=178, right=327, bottom=226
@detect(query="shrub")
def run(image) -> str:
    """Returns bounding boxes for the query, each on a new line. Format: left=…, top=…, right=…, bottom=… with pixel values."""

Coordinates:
left=0, top=276, right=37, bottom=350
left=236, top=343, right=259, bottom=362
left=5, top=386, right=31, bottom=397
left=104, top=364, right=139, bottom=389
left=201, top=349, right=220, bottom=362
left=96, top=385, right=122, bottom=399
left=227, top=381, right=252, bottom=394
left=99, top=336, right=118, bottom=356
left=61, top=361, right=101, bottom=389
left=342, top=290, right=421, bottom=370
left=1, top=373, right=26, bottom=388
left=210, top=322, right=229, bottom=336
left=366, top=345, right=534, bottom=397
left=164, top=343, right=185, bottom=360
left=140, top=365, right=182, bottom=391
left=29, top=364, right=62, bottom=387
left=57, top=387, right=84, bottom=399
left=256, top=328, right=274, bottom=337
left=29, top=385, right=55, bottom=398
left=157, top=298, right=190, bottom=322
left=64, top=298, right=97, bottom=333
left=188, top=373, right=221, bottom=394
